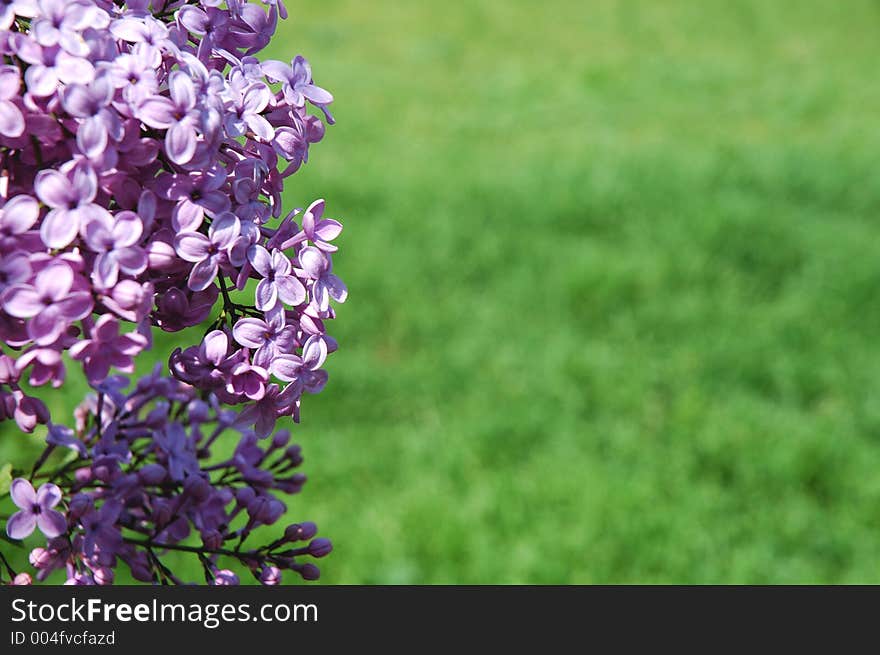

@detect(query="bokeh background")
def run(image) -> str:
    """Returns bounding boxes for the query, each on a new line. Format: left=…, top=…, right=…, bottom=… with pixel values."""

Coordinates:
left=5, top=0, right=880, bottom=583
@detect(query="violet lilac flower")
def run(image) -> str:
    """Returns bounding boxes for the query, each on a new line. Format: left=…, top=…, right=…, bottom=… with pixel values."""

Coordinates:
left=0, top=0, right=346, bottom=588
left=82, top=210, right=147, bottom=288
left=298, top=246, right=348, bottom=312
left=6, top=479, right=67, bottom=540
left=69, top=315, right=148, bottom=384
left=261, top=55, right=332, bottom=108
left=248, top=244, right=306, bottom=311
left=232, top=309, right=296, bottom=367
left=0, top=65, right=24, bottom=138
left=174, top=213, right=241, bottom=291
left=34, top=166, right=108, bottom=249
left=1, top=262, right=93, bottom=345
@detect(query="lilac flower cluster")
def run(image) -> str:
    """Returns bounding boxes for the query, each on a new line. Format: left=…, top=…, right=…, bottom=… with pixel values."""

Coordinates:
left=0, top=0, right=347, bottom=585
left=0, top=0, right=344, bottom=435
left=5, top=372, right=331, bottom=585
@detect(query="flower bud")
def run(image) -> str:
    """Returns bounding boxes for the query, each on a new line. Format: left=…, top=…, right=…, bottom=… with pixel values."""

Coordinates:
left=29, top=548, right=51, bottom=569
left=260, top=566, right=282, bottom=585
left=284, top=522, right=317, bottom=542
left=271, top=430, right=291, bottom=449
left=68, top=494, right=93, bottom=520
left=307, top=538, right=333, bottom=558
left=12, top=572, right=32, bottom=585
left=138, top=463, right=167, bottom=485
left=297, top=563, right=320, bottom=581
left=201, top=529, right=223, bottom=551
left=91, top=567, right=114, bottom=585
left=183, top=475, right=211, bottom=501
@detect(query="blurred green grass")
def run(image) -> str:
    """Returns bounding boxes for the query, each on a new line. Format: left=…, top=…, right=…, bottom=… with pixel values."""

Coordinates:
left=7, top=0, right=880, bottom=583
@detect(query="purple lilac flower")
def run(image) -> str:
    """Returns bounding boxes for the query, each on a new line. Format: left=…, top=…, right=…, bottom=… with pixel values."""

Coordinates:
left=0, top=195, right=39, bottom=253
left=0, top=0, right=346, bottom=587
left=1, top=262, right=93, bottom=345
left=282, top=198, right=342, bottom=252
left=232, top=309, right=296, bottom=367
left=6, top=479, right=67, bottom=540
left=248, top=244, right=305, bottom=311
left=298, top=246, right=348, bottom=312
left=261, top=55, right=332, bottom=108
left=34, top=166, right=108, bottom=249
left=270, top=335, right=329, bottom=395
left=60, top=72, right=122, bottom=158
left=82, top=210, right=147, bottom=288
left=69, top=315, right=148, bottom=384
left=0, top=65, right=25, bottom=138
left=174, top=213, right=241, bottom=291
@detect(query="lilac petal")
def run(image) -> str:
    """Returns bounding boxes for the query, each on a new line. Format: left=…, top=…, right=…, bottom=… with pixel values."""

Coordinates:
left=314, top=219, right=343, bottom=242
left=1, top=255, right=30, bottom=284
left=270, top=355, right=302, bottom=382
left=6, top=511, right=36, bottom=540
left=55, top=292, right=93, bottom=321
left=270, top=249, right=292, bottom=276
left=242, top=374, right=265, bottom=400
left=62, top=83, right=96, bottom=117
left=210, top=213, right=240, bottom=248
left=166, top=121, right=197, bottom=164
left=77, top=117, right=108, bottom=158
left=36, top=510, right=67, bottom=538
left=115, top=333, right=148, bottom=355
left=301, top=336, right=327, bottom=370
left=178, top=6, right=209, bottom=34
left=175, top=231, right=211, bottom=262
left=1, top=195, right=39, bottom=233
left=301, top=84, right=333, bottom=105
left=168, top=71, right=196, bottom=109
left=261, top=59, right=291, bottom=83
left=54, top=52, right=95, bottom=84
left=2, top=285, right=42, bottom=318
left=25, top=64, right=57, bottom=96
left=326, top=273, right=348, bottom=303
left=312, top=279, right=329, bottom=312
left=71, top=166, right=97, bottom=203
left=82, top=214, right=112, bottom=251
left=113, top=212, right=143, bottom=247
left=246, top=114, right=274, bottom=142
left=137, top=96, right=175, bottom=128
left=172, top=200, right=204, bottom=232
left=242, top=84, right=270, bottom=113
left=83, top=353, right=111, bottom=383
left=303, top=369, right=328, bottom=394
left=275, top=275, right=306, bottom=306
left=36, top=263, right=73, bottom=301
left=115, top=247, right=147, bottom=274
left=93, top=315, right=120, bottom=342
left=0, top=65, right=20, bottom=100
left=187, top=257, right=218, bottom=291
left=298, top=246, right=326, bottom=279
left=34, top=169, right=71, bottom=209
left=203, top=330, right=228, bottom=364
left=29, top=306, right=63, bottom=345
left=35, top=482, right=62, bottom=508
left=254, top=278, right=277, bottom=311
left=0, top=99, right=24, bottom=137
left=289, top=56, right=309, bottom=85
left=10, top=478, right=36, bottom=508
left=233, top=317, right=268, bottom=348
left=303, top=199, right=324, bottom=230
left=40, top=208, right=79, bottom=248
left=247, top=244, right=271, bottom=277
left=93, top=252, right=119, bottom=288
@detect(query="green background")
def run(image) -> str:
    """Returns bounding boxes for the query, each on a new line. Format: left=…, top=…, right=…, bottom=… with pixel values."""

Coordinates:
left=6, top=0, right=880, bottom=583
